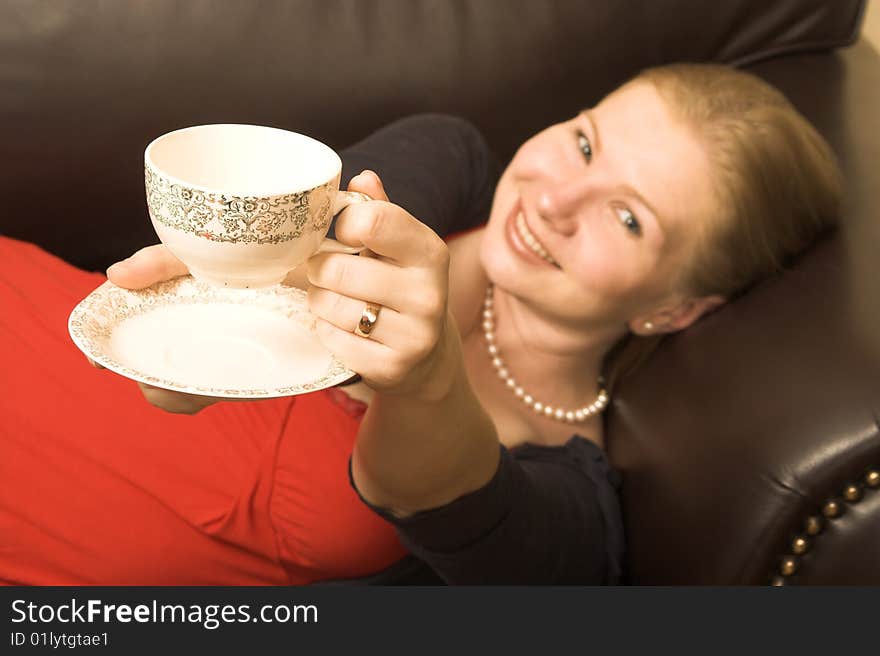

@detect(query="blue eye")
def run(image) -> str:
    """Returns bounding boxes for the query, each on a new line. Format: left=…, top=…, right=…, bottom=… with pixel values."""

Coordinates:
left=616, top=207, right=642, bottom=236
left=577, top=131, right=592, bottom=162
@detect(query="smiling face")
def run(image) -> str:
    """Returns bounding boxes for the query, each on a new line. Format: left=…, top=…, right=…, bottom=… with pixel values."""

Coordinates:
left=480, top=81, right=721, bottom=333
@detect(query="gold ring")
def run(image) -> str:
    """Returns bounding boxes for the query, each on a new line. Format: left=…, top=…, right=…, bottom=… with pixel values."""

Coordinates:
left=354, top=302, right=382, bottom=338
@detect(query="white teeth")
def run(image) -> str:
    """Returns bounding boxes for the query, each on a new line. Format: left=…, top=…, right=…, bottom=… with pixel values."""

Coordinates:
left=515, top=212, right=559, bottom=266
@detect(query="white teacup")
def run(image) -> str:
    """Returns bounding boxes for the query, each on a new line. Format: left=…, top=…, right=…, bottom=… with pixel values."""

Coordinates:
left=144, top=123, right=369, bottom=288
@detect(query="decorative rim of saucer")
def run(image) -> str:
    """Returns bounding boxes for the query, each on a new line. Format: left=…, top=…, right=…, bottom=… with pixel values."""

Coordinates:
left=67, top=276, right=354, bottom=398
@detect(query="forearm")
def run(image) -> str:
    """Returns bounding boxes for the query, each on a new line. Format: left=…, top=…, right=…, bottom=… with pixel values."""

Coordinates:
left=352, top=438, right=624, bottom=584
left=351, top=317, right=500, bottom=515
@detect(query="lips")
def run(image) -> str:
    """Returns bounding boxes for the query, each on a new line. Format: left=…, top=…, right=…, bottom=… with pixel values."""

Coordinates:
left=505, top=203, right=560, bottom=268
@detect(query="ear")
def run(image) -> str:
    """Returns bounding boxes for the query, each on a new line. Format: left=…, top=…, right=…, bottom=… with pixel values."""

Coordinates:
left=629, top=295, right=726, bottom=336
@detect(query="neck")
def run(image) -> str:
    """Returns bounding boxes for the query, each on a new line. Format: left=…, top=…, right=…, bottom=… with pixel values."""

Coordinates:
left=485, top=283, right=624, bottom=412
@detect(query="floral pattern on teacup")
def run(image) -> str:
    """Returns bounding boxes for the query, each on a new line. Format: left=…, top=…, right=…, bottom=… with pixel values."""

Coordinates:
left=145, top=165, right=334, bottom=244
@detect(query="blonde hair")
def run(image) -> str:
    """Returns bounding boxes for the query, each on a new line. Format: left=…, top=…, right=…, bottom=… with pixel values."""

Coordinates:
left=604, top=63, right=843, bottom=391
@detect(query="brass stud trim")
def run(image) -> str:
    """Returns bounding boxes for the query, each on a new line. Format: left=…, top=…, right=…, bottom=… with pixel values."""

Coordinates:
left=804, top=515, right=824, bottom=536
left=791, top=536, right=809, bottom=555
left=780, top=556, right=798, bottom=577
left=769, top=465, right=879, bottom=585
left=822, top=499, right=842, bottom=518
left=843, top=484, right=862, bottom=503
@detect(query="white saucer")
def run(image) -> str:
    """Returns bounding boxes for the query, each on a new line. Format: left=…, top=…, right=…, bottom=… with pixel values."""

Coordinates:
left=68, top=276, right=355, bottom=398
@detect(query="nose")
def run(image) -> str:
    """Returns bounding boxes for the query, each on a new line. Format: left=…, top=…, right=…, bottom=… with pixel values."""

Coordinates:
left=533, top=176, right=591, bottom=235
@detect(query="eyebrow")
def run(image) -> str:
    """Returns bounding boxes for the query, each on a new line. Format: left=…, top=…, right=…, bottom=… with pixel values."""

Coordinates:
left=581, top=110, right=667, bottom=242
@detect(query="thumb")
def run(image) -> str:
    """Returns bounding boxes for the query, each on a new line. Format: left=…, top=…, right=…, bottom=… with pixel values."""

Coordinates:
left=347, top=169, right=389, bottom=202
left=107, top=244, right=189, bottom=290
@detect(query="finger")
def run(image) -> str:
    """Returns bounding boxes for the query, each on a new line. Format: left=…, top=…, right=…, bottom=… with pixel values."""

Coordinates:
left=313, top=316, right=402, bottom=389
left=347, top=170, right=389, bottom=202
left=107, top=244, right=189, bottom=290
left=307, top=252, right=444, bottom=315
left=334, top=200, right=447, bottom=268
left=336, top=374, right=362, bottom=387
left=282, top=261, right=309, bottom=289
left=308, top=252, right=402, bottom=312
left=86, top=356, right=105, bottom=370
left=308, top=285, right=412, bottom=347
left=138, top=383, right=216, bottom=415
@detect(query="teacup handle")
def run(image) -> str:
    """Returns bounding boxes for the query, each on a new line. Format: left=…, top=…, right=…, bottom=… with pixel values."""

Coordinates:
left=318, top=190, right=375, bottom=256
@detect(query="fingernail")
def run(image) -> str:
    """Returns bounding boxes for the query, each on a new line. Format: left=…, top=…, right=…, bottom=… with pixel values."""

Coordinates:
left=106, top=261, right=126, bottom=278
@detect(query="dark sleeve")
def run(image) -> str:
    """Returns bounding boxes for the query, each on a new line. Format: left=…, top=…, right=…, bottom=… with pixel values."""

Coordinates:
left=349, top=436, right=625, bottom=585
left=333, top=113, right=501, bottom=240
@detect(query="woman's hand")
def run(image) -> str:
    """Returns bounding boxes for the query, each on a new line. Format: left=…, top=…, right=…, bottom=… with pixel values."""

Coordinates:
left=307, top=170, right=460, bottom=400
left=105, top=244, right=189, bottom=290
left=90, top=245, right=220, bottom=415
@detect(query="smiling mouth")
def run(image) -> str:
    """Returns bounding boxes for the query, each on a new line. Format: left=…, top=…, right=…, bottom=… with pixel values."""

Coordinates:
left=514, top=211, right=560, bottom=267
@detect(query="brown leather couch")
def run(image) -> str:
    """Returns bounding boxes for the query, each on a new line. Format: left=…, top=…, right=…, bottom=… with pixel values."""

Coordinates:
left=3, top=1, right=877, bottom=584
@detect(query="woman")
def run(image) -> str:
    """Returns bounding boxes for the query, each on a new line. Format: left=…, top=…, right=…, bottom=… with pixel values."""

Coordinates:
left=0, top=64, right=841, bottom=585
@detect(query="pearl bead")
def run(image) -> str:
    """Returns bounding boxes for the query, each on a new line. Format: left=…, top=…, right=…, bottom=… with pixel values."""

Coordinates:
left=482, top=283, right=608, bottom=424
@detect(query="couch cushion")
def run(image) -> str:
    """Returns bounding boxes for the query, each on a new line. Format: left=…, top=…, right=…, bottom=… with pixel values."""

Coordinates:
left=0, top=0, right=864, bottom=269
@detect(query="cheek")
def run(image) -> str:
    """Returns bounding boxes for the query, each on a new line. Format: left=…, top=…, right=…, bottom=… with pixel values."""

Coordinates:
left=506, top=129, right=562, bottom=179
left=510, top=139, right=558, bottom=177
left=566, top=230, right=656, bottom=302
left=485, top=173, right=513, bottom=235
left=511, top=141, right=542, bottom=169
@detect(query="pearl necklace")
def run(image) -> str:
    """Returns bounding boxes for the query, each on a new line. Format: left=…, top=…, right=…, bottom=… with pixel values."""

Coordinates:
left=482, top=283, right=609, bottom=423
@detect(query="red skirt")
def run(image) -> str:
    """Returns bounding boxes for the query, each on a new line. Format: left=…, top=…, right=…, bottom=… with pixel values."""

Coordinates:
left=0, top=236, right=407, bottom=585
